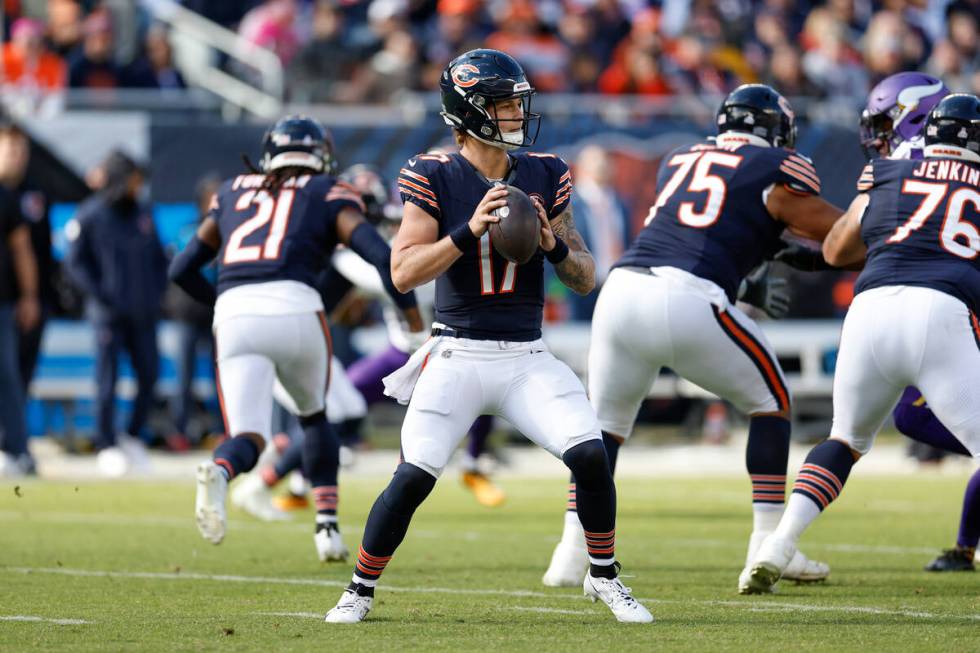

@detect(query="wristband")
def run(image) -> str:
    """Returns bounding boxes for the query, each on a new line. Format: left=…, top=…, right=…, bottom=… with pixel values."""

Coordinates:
left=545, top=236, right=570, bottom=264
left=450, top=222, right=480, bottom=252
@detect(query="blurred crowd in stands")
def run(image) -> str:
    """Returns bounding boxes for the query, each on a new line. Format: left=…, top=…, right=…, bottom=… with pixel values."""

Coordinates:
left=1, top=0, right=977, bottom=105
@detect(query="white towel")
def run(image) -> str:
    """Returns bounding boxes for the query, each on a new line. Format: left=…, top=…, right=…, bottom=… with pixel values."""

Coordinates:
left=382, top=335, right=442, bottom=405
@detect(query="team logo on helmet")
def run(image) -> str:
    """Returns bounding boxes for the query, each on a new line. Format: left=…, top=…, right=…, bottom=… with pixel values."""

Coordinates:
left=777, top=94, right=795, bottom=121
left=452, top=63, right=481, bottom=89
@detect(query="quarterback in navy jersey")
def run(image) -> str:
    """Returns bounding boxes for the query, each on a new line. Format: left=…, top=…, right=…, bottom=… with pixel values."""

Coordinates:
left=324, top=49, right=652, bottom=625
left=746, top=94, right=980, bottom=594
left=168, top=115, right=422, bottom=559
left=542, top=84, right=846, bottom=595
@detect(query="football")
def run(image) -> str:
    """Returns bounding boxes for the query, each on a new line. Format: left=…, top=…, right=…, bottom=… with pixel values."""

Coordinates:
left=488, top=185, right=541, bottom=265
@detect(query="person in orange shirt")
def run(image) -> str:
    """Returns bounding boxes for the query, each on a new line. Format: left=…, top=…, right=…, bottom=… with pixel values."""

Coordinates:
left=2, top=18, right=67, bottom=92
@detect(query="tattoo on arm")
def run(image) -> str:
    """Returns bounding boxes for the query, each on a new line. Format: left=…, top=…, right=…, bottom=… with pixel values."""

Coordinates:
left=550, top=206, right=596, bottom=295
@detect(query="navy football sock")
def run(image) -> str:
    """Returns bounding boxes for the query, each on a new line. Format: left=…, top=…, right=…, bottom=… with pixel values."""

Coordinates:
left=791, top=439, right=855, bottom=511
left=565, top=431, right=622, bottom=516
left=273, top=438, right=304, bottom=481
left=337, top=417, right=364, bottom=447
left=746, top=415, right=791, bottom=514
left=353, top=463, right=436, bottom=586
left=563, top=440, right=617, bottom=578
left=300, top=411, right=340, bottom=518
left=213, top=435, right=260, bottom=481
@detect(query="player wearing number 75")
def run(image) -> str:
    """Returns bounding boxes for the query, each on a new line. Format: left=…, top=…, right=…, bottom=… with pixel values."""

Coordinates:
left=323, top=48, right=652, bottom=625
left=168, top=115, right=424, bottom=558
left=542, top=84, right=846, bottom=595
left=744, top=93, right=980, bottom=594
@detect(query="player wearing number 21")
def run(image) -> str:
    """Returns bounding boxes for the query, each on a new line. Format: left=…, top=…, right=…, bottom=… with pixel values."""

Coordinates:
left=323, top=48, right=652, bottom=624
left=542, top=84, right=847, bottom=595
left=168, top=116, right=423, bottom=554
left=745, top=94, right=980, bottom=594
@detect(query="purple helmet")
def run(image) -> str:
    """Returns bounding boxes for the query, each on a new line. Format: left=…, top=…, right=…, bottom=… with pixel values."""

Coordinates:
left=860, top=72, right=949, bottom=158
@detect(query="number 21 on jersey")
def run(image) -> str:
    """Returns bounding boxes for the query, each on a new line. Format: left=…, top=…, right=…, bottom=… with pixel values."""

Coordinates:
left=645, top=151, right=742, bottom=227
left=224, top=189, right=296, bottom=264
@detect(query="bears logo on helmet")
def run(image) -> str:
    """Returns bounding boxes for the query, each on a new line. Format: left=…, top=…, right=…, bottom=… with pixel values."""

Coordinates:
left=452, top=64, right=481, bottom=89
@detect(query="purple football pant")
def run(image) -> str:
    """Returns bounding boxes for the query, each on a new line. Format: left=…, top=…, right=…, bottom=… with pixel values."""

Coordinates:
left=893, top=387, right=979, bottom=550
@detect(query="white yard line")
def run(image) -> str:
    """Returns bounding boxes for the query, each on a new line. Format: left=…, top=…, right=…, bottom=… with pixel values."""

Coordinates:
left=0, top=615, right=90, bottom=625
left=502, top=606, right=594, bottom=615
left=0, top=511, right=942, bottom=555
left=256, top=611, right=324, bottom=619
left=5, top=566, right=979, bottom=622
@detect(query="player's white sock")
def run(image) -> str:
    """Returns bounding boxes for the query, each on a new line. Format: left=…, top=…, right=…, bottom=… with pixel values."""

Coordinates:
left=561, top=509, right=585, bottom=545
left=746, top=503, right=783, bottom=563
left=772, top=493, right=821, bottom=546
left=752, top=503, right=782, bottom=533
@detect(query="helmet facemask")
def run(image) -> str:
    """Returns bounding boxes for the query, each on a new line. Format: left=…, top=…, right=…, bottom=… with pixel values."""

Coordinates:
left=441, top=80, right=541, bottom=151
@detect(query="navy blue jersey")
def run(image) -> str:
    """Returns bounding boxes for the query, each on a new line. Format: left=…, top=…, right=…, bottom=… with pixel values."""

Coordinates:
left=854, top=158, right=980, bottom=312
left=211, top=173, right=364, bottom=296
left=616, top=141, right=821, bottom=301
left=398, top=151, right=572, bottom=341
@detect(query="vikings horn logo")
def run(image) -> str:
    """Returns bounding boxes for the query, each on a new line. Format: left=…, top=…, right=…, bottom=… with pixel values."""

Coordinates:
left=452, top=63, right=481, bottom=89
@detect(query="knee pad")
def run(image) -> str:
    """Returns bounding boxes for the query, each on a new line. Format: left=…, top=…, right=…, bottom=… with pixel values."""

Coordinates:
left=382, top=462, right=437, bottom=515
left=562, top=440, right=612, bottom=490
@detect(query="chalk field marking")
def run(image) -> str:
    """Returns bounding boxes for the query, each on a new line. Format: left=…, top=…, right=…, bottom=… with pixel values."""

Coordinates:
left=256, top=607, right=593, bottom=619
left=0, top=511, right=940, bottom=556
left=257, top=612, right=323, bottom=620
left=0, top=615, right=91, bottom=625
left=503, top=606, right=593, bottom=616
left=5, top=567, right=980, bottom=623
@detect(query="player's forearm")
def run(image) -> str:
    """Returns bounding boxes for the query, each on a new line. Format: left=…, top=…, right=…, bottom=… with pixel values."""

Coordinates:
left=549, top=208, right=596, bottom=295
left=391, top=237, right=462, bottom=292
left=554, top=251, right=595, bottom=295
left=9, top=227, right=38, bottom=298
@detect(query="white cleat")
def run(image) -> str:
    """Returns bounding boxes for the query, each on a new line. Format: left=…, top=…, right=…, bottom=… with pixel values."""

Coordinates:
left=542, top=541, right=589, bottom=587
left=97, top=446, right=129, bottom=478
left=584, top=571, right=653, bottom=623
left=231, top=473, right=292, bottom=522
left=195, top=461, right=228, bottom=545
left=315, top=521, right=349, bottom=562
left=324, top=589, right=372, bottom=623
left=117, top=435, right=151, bottom=475
left=782, top=549, right=830, bottom=582
left=739, top=534, right=797, bottom=595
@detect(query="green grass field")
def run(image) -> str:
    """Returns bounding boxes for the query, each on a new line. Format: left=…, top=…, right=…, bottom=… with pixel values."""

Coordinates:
left=1, top=472, right=978, bottom=652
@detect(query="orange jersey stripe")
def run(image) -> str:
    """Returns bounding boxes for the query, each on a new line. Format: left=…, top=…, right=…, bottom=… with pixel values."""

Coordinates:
left=781, top=160, right=822, bottom=188
left=780, top=167, right=821, bottom=194
left=398, top=178, right=437, bottom=200
left=399, top=168, right=430, bottom=185
left=399, top=185, right=440, bottom=210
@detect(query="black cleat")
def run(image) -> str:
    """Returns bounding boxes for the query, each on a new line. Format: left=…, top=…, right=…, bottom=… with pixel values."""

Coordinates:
left=925, top=548, right=975, bottom=572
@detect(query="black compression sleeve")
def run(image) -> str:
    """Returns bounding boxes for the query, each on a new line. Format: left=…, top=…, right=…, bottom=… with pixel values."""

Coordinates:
left=347, top=222, right=418, bottom=310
